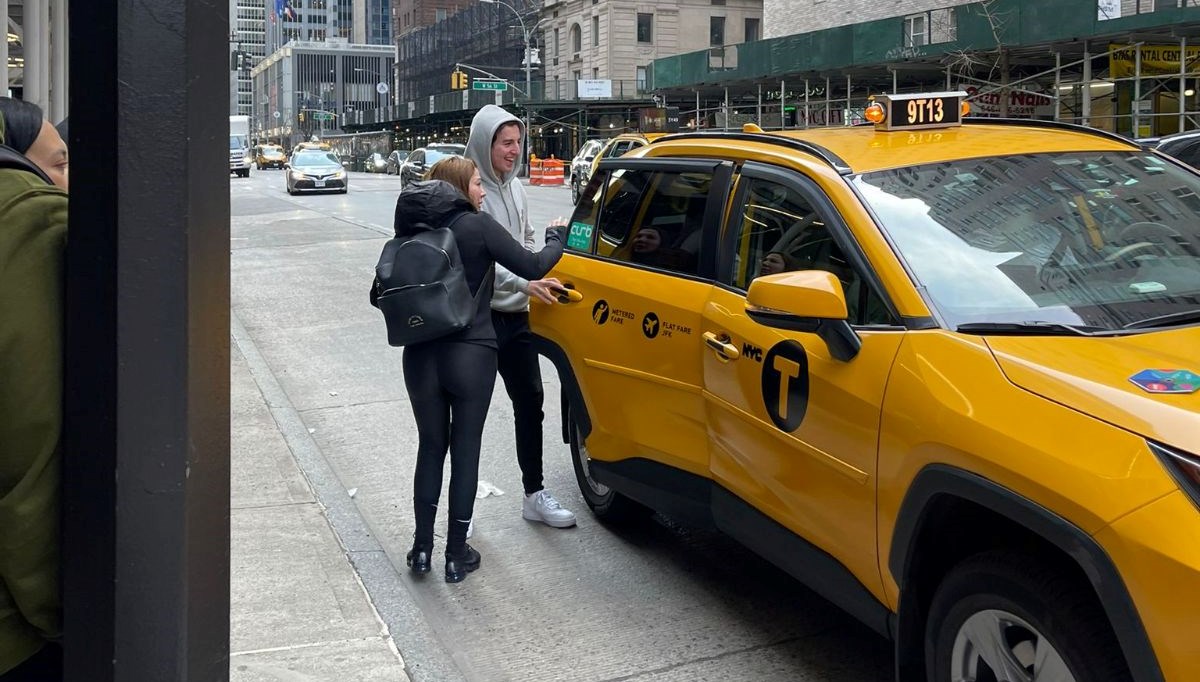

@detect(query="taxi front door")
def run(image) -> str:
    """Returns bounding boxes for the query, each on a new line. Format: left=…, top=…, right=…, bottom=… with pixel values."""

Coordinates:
left=549, top=159, right=732, bottom=486
left=700, top=164, right=903, bottom=608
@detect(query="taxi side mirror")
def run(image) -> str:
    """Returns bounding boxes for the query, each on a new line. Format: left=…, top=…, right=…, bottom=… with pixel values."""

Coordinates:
left=745, top=270, right=861, bottom=362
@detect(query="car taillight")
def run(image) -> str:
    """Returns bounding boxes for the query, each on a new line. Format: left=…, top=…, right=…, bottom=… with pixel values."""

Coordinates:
left=1149, top=441, right=1200, bottom=511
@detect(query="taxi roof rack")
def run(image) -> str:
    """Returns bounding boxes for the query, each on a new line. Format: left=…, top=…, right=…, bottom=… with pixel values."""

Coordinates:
left=656, top=131, right=852, bottom=175
left=961, top=117, right=1138, bottom=147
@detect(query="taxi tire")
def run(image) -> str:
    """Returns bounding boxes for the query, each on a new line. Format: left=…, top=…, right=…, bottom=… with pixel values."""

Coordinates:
left=570, top=176, right=580, bottom=205
left=568, top=415, right=651, bottom=523
left=925, top=550, right=1131, bottom=682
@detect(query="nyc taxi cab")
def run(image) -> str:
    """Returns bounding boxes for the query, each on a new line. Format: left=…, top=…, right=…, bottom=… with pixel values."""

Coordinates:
left=531, top=92, right=1200, bottom=682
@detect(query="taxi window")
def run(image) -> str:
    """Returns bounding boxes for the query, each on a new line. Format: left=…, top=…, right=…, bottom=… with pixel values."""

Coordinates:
left=726, top=177, right=893, bottom=325
left=592, top=168, right=711, bottom=276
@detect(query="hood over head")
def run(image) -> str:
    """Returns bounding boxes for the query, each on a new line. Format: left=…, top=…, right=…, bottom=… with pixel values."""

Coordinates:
left=466, top=104, right=523, bottom=187
left=393, top=179, right=475, bottom=238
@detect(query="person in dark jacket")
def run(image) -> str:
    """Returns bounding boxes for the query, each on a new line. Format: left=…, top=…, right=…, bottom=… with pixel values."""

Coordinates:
left=397, top=158, right=566, bottom=583
left=0, top=97, right=69, bottom=680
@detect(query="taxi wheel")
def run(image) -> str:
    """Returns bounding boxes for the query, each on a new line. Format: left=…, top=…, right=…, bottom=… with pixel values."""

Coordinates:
left=925, top=551, right=1130, bottom=682
left=568, top=415, right=651, bottom=523
left=570, top=177, right=580, bottom=205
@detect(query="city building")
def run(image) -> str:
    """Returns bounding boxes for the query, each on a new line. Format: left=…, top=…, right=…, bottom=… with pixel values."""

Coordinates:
left=266, top=0, right=354, bottom=53
left=648, top=0, right=1200, bottom=139
left=250, top=39, right=396, bottom=146
left=348, top=0, right=761, bottom=159
left=3, top=0, right=68, bottom=124
left=231, top=0, right=266, bottom=116
left=352, top=0, right=392, bottom=45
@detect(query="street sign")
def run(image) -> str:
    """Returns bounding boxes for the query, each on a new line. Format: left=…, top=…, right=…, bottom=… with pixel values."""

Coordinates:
left=473, top=79, right=508, bottom=92
left=376, top=82, right=390, bottom=94
left=273, top=110, right=281, bottom=119
left=312, top=112, right=335, bottom=121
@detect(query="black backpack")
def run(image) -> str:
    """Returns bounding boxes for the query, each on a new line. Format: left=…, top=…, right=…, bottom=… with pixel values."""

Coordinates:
left=370, top=215, right=492, bottom=346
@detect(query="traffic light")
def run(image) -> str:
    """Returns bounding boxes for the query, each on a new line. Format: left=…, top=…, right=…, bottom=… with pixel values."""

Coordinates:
left=298, top=112, right=305, bottom=122
left=451, top=70, right=468, bottom=90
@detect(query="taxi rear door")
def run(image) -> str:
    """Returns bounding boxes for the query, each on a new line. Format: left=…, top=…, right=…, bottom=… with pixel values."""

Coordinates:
left=700, top=162, right=905, bottom=624
left=541, top=158, right=733, bottom=501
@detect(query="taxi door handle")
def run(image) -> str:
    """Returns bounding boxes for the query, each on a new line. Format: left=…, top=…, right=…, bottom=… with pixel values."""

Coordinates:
left=702, top=332, right=740, bottom=360
left=554, top=284, right=584, bottom=304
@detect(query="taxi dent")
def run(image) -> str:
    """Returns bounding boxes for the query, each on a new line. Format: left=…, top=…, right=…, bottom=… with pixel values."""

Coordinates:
left=531, top=92, right=1200, bottom=682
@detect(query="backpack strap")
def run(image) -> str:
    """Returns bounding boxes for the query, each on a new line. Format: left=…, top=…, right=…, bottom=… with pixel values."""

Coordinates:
left=0, top=144, right=54, bottom=185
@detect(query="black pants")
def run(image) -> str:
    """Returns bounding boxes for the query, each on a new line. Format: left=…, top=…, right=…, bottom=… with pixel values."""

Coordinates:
left=0, top=643, right=61, bottom=682
left=492, top=310, right=545, bottom=496
left=403, top=341, right=498, bottom=529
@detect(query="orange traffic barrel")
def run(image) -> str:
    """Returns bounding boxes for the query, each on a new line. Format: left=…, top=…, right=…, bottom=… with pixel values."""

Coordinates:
left=541, top=159, right=565, bottom=186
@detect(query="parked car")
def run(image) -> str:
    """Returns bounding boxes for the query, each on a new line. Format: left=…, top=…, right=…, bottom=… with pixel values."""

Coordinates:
left=1149, top=129, right=1200, bottom=169
left=364, top=152, right=388, bottom=173
left=569, top=139, right=604, bottom=205
left=586, top=133, right=664, bottom=192
left=533, top=91, right=1200, bottom=682
left=285, top=149, right=348, bottom=195
left=385, top=149, right=410, bottom=175
left=399, top=144, right=466, bottom=188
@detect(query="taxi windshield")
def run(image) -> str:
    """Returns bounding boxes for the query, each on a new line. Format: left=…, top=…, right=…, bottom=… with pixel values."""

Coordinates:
left=855, top=151, right=1200, bottom=331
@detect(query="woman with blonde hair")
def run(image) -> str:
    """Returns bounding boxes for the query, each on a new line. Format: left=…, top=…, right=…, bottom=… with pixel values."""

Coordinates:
left=394, top=156, right=567, bottom=582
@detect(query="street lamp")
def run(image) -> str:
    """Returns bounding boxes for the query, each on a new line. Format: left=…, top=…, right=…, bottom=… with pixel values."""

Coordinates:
left=353, top=66, right=391, bottom=116
left=481, top=0, right=534, bottom=171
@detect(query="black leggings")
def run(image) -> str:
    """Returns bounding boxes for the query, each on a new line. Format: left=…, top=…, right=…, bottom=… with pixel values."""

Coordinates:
left=403, top=341, right=498, bottom=524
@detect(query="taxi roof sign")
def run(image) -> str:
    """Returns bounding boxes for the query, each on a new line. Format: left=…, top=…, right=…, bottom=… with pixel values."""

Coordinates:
left=869, top=91, right=968, bottom=132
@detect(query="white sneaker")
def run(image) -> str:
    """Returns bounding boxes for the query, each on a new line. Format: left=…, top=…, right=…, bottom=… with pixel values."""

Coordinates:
left=522, top=490, right=577, bottom=528
left=466, top=517, right=474, bottom=539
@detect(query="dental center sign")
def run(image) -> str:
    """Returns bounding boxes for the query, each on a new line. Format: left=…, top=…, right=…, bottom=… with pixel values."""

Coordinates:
left=961, top=85, right=1054, bottom=117
left=1110, top=44, right=1200, bottom=78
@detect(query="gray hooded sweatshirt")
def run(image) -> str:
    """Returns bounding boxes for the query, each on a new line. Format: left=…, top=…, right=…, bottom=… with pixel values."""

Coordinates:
left=465, top=104, right=534, bottom=313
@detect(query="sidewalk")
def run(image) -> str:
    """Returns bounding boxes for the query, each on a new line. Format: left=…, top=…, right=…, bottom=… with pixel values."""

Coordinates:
left=229, top=336, right=411, bottom=681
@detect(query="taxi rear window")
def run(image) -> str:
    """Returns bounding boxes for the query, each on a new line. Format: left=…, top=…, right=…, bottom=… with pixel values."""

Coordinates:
left=571, top=168, right=712, bottom=277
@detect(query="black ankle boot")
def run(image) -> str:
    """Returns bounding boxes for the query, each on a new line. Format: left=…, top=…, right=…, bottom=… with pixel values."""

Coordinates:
left=409, top=500, right=437, bottom=575
left=445, top=544, right=481, bottom=583
left=406, top=543, right=432, bottom=574
left=445, top=518, right=481, bottom=583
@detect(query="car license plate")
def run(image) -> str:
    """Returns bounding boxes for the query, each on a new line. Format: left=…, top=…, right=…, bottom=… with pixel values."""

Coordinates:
left=314, top=180, right=325, bottom=187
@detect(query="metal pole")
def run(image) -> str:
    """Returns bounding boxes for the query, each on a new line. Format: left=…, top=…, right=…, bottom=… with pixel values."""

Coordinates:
left=780, top=79, right=785, bottom=130
left=526, top=22, right=532, bottom=170
left=1181, top=36, right=1188, bottom=134
left=1134, top=44, right=1142, bottom=137
left=1082, top=43, right=1092, bottom=127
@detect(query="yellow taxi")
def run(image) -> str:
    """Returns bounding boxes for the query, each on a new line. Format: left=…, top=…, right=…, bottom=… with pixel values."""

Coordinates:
left=532, top=92, right=1200, bottom=682
left=255, top=143, right=287, bottom=170
left=587, top=132, right=665, bottom=184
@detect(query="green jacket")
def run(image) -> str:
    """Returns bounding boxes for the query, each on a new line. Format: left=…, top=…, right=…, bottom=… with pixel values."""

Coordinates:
left=0, top=161, right=67, bottom=674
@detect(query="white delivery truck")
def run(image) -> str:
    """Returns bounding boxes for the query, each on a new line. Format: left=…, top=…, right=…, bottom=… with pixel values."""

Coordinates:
left=229, top=115, right=252, bottom=177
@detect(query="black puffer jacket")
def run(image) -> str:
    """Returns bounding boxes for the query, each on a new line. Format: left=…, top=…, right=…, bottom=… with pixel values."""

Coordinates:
left=392, top=180, right=566, bottom=347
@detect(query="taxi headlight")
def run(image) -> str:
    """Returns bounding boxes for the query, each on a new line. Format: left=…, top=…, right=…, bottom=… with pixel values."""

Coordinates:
left=1149, top=441, right=1200, bottom=511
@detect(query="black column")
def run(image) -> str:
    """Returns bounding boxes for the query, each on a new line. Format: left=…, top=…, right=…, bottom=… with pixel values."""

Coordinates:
left=64, top=1, right=231, bottom=680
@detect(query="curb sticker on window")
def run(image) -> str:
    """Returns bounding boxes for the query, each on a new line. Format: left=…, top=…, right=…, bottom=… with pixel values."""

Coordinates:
left=567, top=221, right=594, bottom=250
left=761, top=341, right=810, bottom=432
left=1129, top=369, right=1200, bottom=394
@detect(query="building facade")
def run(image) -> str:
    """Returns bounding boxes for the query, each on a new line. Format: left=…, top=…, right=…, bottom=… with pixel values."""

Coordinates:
left=250, top=40, right=396, bottom=146
left=266, top=0, right=355, bottom=52
left=541, top=0, right=762, bottom=99
left=231, top=0, right=267, bottom=116
left=393, top=0, right=470, bottom=37
left=352, top=0, right=393, bottom=45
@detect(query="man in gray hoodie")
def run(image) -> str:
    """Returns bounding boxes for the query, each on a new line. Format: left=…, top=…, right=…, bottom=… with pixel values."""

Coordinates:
left=465, top=104, right=576, bottom=529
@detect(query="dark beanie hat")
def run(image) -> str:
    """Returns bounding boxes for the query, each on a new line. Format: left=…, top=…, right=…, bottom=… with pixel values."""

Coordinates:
left=0, top=96, right=46, bottom=153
